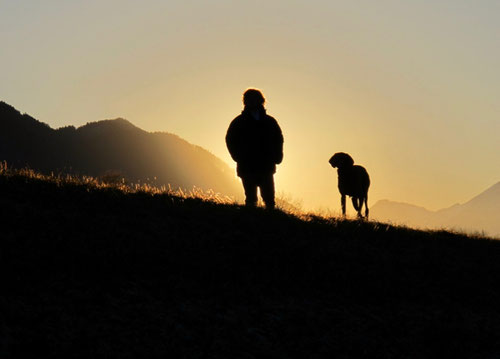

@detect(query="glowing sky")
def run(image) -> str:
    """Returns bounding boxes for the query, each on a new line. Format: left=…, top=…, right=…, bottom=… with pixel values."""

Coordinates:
left=1, top=0, right=499, bottom=212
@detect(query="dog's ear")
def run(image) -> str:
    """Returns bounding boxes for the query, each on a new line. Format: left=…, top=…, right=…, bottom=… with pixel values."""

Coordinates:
left=330, top=152, right=354, bottom=168
left=328, top=155, right=336, bottom=167
left=341, top=153, right=354, bottom=167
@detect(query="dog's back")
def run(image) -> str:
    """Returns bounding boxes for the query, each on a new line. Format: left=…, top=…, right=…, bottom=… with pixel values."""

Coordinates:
left=353, top=165, right=370, bottom=195
left=337, top=165, right=370, bottom=197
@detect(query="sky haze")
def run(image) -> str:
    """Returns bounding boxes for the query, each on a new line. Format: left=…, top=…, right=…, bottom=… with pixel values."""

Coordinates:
left=1, top=0, right=499, bottom=211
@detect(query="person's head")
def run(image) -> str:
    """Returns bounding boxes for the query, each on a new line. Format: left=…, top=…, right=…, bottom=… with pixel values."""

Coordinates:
left=243, top=88, right=265, bottom=110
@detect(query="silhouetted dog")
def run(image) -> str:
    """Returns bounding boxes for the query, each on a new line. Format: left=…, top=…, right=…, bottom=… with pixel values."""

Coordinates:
left=329, top=152, right=370, bottom=218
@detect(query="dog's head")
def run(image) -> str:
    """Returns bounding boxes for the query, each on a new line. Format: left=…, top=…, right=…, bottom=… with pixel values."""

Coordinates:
left=329, top=152, right=354, bottom=169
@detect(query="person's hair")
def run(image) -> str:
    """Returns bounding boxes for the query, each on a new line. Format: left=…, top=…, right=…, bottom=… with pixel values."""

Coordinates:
left=243, top=88, right=265, bottom=107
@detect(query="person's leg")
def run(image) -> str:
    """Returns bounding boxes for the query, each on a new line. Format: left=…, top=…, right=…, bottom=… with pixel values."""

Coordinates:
left=241, top=176, right=258, bottom=207
left=259, top=173, right=275, bottom=209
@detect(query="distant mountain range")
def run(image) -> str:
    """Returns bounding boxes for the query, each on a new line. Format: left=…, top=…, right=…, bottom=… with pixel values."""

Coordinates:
left=371, top=182, right=500, bottom=238
left=0, top=101, right=242, bottom=198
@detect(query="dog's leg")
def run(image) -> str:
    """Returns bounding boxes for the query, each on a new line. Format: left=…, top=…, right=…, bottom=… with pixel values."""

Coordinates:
left=364, top=195, right=369, bottom=219
left=341, top=194, right=346, bottom=217
left=352, top=197, right=362, bottom=218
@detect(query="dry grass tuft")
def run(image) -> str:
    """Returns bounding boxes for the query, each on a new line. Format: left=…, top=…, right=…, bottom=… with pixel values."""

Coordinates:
left=0, top=163, right=236, bottom=205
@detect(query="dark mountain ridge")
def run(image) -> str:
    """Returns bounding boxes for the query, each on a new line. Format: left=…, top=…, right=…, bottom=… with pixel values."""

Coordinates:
left=0, top=101, right=241, bottom=198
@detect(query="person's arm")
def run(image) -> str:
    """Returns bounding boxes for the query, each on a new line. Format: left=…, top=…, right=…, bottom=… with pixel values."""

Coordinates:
left=271, top=118, right=284, bottom=164
left=225, top=120, right=241, bottom=162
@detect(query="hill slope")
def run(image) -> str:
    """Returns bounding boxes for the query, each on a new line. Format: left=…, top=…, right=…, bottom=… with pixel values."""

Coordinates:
left=1, top=170, right=500, bottom=358
left=371, top=182, right=500, bottom=238
left=0, top=101, right=241, bottom=198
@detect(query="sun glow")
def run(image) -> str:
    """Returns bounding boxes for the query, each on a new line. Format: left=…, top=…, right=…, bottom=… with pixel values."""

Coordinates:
left=1, top=1, right=498, bottom=213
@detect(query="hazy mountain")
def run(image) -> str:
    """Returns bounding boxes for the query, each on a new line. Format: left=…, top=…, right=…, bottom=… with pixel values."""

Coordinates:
left=371, top=182, right=500, bottom=238
left=0, top=101, right=242, bottom=198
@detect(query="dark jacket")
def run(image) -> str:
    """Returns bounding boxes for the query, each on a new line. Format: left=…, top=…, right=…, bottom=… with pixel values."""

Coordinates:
left=226, top=109, right=284, bottom=177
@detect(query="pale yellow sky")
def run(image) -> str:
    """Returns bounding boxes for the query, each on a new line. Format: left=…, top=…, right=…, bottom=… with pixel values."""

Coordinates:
left=1, top=1, right=499, bottom=212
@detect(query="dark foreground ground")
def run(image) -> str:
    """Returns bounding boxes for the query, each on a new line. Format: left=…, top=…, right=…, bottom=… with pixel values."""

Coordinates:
left=1, top=171, right=500, bottom=358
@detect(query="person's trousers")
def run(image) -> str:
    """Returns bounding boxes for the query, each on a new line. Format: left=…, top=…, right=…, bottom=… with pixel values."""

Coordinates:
left=241, top=173, right=275, bottom=209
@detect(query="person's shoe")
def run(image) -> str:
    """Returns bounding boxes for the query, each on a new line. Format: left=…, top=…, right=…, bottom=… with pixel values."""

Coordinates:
left=265, top=203, right=275, bottom=210
left=245, top=201, right=257, bottom=208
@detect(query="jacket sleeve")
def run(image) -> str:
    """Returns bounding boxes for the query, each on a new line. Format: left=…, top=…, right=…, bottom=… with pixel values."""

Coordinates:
left=271, top=118, right=284, bottom=164
left=225, top=119, right=241, bottom=162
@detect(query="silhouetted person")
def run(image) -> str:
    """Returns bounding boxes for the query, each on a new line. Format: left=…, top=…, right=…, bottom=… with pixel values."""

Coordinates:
left=226, top=89, right=284, bottom=209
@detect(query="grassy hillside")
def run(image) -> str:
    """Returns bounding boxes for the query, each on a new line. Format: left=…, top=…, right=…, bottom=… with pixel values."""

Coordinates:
left=1, top=167, right=500, bottom=358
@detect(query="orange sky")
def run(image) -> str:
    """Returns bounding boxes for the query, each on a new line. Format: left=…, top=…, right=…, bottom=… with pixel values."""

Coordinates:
left=1, top=1, right=499, bottom=212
